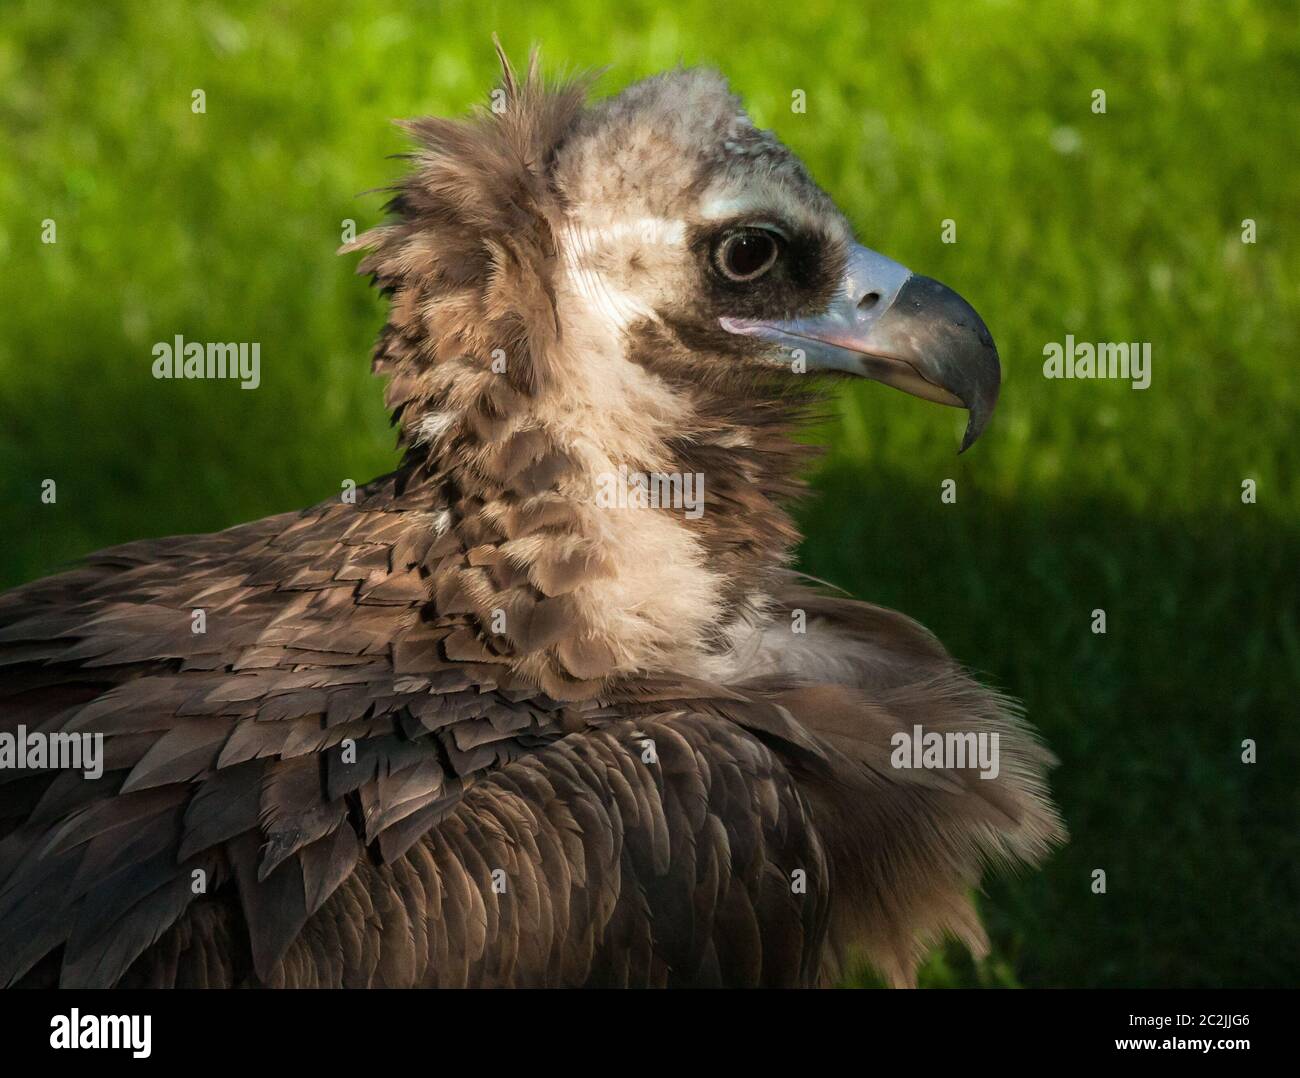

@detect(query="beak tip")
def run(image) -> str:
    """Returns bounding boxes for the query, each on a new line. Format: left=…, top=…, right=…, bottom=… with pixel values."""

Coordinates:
left=956, top=385, right=998, bottom=454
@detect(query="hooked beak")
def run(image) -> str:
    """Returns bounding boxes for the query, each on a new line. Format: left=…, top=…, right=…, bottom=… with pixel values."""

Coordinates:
left=720, top=244, right=1001, bottom=452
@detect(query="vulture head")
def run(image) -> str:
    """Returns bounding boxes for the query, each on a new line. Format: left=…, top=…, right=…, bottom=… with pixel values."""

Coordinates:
left=554, top=71, right=1000, bottom=453
left=349, top=50, right=1004, bottom=701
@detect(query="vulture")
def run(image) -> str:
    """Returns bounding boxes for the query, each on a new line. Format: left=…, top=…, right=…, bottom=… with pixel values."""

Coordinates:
left=0, top=50, right=1063, bottom=989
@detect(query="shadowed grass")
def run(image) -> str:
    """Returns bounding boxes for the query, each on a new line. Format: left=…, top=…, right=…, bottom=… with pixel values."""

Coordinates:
left=0, top=0, right=1295, bottom=986
left=800, top=465, right=1299, bottom=987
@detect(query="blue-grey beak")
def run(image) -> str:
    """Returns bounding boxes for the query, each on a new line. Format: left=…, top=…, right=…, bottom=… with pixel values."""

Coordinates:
left=720, top=244, right=1001, bottom=452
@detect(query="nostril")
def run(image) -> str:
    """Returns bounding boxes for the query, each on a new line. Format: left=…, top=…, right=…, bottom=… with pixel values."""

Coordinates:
left=858, top=291, right=881, bottom=311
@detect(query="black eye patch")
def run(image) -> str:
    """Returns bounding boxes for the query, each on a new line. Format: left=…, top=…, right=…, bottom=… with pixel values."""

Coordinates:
left=690, top=221, right=845, bottom=322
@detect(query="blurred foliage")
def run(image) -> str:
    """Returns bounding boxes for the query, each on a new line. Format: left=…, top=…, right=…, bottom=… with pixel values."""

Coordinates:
left=0, top=0, right=1296, bottom=987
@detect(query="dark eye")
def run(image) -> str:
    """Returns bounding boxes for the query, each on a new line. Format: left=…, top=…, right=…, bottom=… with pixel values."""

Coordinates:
left=713, top=228, right=780, bottom=282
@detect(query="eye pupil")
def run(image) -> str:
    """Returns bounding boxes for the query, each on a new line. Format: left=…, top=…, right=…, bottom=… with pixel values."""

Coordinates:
left=717, top=230, right=779, bottom=281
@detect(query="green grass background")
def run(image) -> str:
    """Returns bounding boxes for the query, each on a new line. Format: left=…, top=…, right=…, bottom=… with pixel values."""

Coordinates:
left=1, top=0, right=1296, bottom=987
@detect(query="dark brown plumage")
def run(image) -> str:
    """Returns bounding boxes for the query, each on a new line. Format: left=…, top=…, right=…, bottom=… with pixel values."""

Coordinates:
left=0, top=48, right=1063, bottom=988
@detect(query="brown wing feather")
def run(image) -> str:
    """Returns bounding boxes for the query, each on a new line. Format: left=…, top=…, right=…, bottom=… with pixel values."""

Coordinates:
left=0, top=485, right=574, bottom=987
left=0, top=486, right=848, bottom=987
